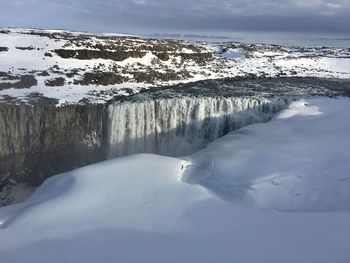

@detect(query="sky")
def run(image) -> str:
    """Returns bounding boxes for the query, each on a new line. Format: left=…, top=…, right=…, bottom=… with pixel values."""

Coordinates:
left=0, top=0, right=350, bottom=35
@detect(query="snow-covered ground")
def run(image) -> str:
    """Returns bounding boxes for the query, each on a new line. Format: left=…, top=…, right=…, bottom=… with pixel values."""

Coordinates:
left=0, top=97, right=350, bottom=262
left=185, top=97, right=350, bottom=212
left=0, top=28, right=350, bottom=105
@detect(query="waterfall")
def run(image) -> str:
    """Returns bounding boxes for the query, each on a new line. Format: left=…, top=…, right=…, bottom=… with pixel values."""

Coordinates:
left=107, top=96, right=289, bottom=157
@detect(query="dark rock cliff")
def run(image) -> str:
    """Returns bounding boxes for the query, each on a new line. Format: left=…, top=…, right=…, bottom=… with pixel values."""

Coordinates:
left=0, top=99, right=106, bottom=186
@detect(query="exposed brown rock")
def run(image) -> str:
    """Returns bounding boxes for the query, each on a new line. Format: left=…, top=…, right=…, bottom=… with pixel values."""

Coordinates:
left=15, top=46, right=36, bottom=50
left=54, top=49, right=147, bottom=61
left=75, top=72, right=126, bottom=86
left=133, top=70, right=191, bottom=83
left=45, top=77, right=65, bottom=86
left=0, top=75, right=37, bottom=90
left=44, top=52, right=53, bottom=57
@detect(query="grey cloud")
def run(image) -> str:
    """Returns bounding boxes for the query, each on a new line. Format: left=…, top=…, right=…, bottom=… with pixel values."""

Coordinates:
left=0, top=0, right=350, bottom=34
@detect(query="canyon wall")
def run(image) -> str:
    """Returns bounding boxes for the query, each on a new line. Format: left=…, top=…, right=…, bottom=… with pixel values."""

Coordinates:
left=0, top=100, right=106, bottom=186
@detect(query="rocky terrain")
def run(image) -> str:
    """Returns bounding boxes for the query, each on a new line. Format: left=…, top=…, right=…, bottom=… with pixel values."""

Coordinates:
left=0, top=28, right=349, bottom=105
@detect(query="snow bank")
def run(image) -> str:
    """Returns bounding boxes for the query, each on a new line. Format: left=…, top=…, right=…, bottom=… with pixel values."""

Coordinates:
left=220, top=48, right=246, bottom=59
left=0, top=97, right=350, bottom=262
left=186, top=97, right=350, bottom=212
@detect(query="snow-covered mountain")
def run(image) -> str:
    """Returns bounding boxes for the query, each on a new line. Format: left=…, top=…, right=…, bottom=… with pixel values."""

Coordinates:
left=0, top=28, right=350, bottom=105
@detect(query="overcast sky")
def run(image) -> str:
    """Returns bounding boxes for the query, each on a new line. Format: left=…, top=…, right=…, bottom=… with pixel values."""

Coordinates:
left=1, top=0, right=350, bottom=35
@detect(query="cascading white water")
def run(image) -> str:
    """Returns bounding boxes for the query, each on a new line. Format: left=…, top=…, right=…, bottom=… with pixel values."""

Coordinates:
left=108, top=96, right=289, bottom=157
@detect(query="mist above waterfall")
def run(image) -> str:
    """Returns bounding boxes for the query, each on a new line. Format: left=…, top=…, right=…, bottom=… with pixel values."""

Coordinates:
left=108, top=96, right=288, bottom=157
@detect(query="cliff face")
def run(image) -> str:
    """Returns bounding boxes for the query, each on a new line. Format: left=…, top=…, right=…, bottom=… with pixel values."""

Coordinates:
left=0, top=100, right=106, bottom=186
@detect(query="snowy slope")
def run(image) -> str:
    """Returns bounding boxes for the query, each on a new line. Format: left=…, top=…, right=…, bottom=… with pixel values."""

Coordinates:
left=0, top=97, right=350, bottom=262
left=185, top=97, right=350, bottom=212
left=0, top=28, right=349, bottom=105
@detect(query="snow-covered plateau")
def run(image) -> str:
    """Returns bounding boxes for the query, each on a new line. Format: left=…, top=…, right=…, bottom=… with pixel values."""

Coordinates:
left=0, top=97, right=350, bottom=262
left=0, top=28, right=349, bottom=105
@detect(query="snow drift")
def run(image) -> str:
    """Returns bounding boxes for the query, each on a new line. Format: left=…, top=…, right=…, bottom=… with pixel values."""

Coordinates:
left=185, top=97, right=350, bottom=212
